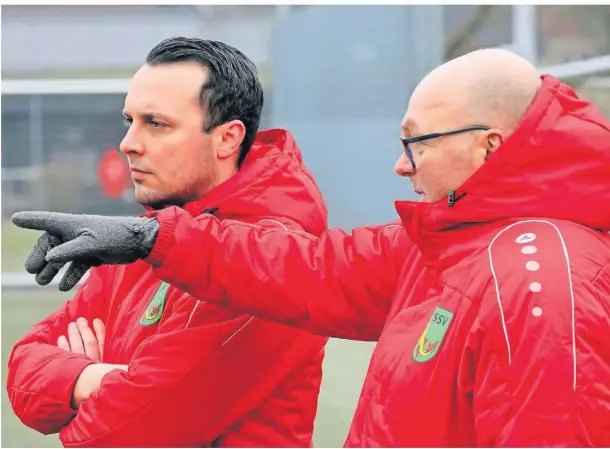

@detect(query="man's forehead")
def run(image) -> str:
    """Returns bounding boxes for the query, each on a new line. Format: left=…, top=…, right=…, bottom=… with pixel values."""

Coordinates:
left=124, top=63, right=206, bottom=112
left=401, top=99, right=446, bottom=130
left=401, top=99, right=466, bottom=135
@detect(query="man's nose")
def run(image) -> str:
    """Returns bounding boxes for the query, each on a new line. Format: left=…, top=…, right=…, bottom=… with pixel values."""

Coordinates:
left=119, top=128, right=144, bottom=156
left=394, top=152, right=415, bottom=177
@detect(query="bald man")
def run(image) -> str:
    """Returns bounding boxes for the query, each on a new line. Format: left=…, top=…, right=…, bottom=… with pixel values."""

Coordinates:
left=13, top=49, right=610, bottom=447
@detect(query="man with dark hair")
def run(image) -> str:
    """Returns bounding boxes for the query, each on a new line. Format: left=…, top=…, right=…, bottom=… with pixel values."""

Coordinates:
left=14, top=48, right=610, bottom=446
left=7, top=37, right=328, bottom=447
left=145, top=37, right=263, bottom=169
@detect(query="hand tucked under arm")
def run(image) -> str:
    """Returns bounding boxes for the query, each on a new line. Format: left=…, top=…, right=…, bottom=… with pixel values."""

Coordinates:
left=71, top=364, right=128, bottom=409
left=57, top=318, right=106, bottom=363
left=54, top=316, right=126, bottom=408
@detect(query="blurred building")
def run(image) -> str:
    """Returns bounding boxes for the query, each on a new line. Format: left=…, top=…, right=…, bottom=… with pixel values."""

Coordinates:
left=2, top=5, right=609, bottom=222
left=1, top=5, right=281, bottom=216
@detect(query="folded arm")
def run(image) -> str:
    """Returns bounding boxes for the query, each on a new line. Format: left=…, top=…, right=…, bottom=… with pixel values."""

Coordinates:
left=6, top=268, right=110, bottom=434
left=59, top=295, right=327, bottom=447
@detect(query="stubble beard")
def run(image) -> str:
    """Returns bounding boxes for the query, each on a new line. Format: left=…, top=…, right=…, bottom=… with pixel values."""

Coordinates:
left=135, top=164, right=219, bottom=211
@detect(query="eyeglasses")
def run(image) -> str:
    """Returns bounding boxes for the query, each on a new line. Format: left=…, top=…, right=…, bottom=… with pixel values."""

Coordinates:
left=400, top=125, right=490, bottom=170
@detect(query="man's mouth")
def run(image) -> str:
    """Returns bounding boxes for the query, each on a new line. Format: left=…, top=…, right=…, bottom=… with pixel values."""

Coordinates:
left=130, top=167, right=151, bottom=182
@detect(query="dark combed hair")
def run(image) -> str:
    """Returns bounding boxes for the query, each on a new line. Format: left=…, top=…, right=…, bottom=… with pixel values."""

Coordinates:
left=146, top=37, right=264, bottom=168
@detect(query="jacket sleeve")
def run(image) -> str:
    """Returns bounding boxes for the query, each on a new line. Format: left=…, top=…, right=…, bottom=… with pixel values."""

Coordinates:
left=146, top=206, right=411, bottom=341
left=58, top=294, right=327, bottom=448
left=6, top=267, right=110, bottom=434
left=473, top=251, right=610, bottom=446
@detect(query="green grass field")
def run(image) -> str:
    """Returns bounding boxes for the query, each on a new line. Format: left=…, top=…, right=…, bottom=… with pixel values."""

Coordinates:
left=2, top=290, right=67, bottom=448
left=2, top=220, right=40, bottom=273
left=1, top=291, right=375, bottom=448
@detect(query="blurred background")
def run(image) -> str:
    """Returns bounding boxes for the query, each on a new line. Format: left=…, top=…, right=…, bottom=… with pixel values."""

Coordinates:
left=2, top=4, right=610, bottom=447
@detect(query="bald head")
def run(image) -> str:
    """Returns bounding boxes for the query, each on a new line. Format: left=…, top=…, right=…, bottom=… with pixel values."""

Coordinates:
left=396, top=49, right=544, bottom=203
left=410, top=48, right=542, bottom=132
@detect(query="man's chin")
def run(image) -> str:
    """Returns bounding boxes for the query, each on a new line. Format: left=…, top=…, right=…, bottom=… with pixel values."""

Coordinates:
left=135, top=190, right=188, bottom=210
left=418, top=193, right=442, bottom=203
left=135, top=189, right=166, bottom=209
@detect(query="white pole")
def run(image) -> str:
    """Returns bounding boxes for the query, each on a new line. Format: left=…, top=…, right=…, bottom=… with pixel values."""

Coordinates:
left=512, top=5, right=538, bottom=63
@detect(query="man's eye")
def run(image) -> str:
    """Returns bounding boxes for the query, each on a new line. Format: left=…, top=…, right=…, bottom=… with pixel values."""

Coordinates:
left=148, top=120, right=166, bottom=129
left=123, top=119, right=132, bottom=128
left=411, top=140, right=425, bottom=150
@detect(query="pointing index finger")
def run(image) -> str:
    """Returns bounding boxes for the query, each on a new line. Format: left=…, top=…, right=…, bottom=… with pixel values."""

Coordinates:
left=12, top=211, right=74, bottom=235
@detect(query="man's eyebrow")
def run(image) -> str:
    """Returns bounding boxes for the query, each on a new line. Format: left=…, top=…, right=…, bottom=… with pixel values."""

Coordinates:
left=122, top=111, right=174, bottom=122
left=401, top=119, right=418, bottom=136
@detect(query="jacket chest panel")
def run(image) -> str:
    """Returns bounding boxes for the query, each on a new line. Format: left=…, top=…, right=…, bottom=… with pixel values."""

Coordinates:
left=103, top=274, right=170, bottom=363
left=359, top=276, right=483, bottom=446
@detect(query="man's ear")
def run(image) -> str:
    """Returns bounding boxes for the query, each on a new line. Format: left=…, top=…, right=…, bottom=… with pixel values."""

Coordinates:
left=473, top=129, right=504, bottom=165
left=215, top=120, right=246, bottom=160
left=485, top=130, right=504, bottom=154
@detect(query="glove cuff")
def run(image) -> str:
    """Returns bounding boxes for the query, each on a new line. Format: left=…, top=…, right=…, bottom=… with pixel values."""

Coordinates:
left=135, top=217, right=160, bottom=257
left=143, top=207, right=178, bottom=267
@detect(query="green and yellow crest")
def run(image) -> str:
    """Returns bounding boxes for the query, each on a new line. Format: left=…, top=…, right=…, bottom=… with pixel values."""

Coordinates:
left=140, top=281, right=170, bottom=326
left=412, top=306, right=454, bottom=363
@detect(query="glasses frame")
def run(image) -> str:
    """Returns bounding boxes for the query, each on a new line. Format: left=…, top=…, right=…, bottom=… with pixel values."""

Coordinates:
left=400, top=125, right=490, bottom=170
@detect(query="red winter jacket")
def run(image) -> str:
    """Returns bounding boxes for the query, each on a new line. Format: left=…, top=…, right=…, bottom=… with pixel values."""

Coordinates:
left=144, top=75, right=610, bottom=447
left=7, top=129, right=329, bottom=447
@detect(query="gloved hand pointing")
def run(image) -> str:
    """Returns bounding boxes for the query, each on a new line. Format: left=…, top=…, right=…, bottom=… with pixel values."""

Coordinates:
left=12, top=211, right=159, bottom=291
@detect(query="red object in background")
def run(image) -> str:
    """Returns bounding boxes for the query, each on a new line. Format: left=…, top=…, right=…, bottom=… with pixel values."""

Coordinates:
left=98, top=148, right=130, bottom=198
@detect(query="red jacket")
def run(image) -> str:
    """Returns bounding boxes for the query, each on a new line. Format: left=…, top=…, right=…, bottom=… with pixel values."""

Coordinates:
left=7, top=129, right=329, bottom=447
left=145, top=75, right=610, bottom=446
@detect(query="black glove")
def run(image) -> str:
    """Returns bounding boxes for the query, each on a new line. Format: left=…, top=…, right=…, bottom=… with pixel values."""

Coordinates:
left=12, top=211, right=159, bottom=291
